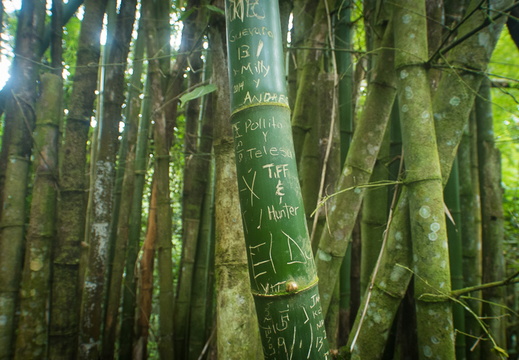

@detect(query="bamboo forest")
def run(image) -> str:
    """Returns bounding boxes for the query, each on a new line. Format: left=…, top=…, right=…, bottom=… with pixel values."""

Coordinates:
left=1, top=0, right=519, bottom=359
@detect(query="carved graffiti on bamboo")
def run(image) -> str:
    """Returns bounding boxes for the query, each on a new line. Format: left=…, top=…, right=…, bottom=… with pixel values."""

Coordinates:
left=228, top=0, right=265, bottom=23
left=248, top=232, right=276, bottom=288
left=240, top=168, right=259, bottom=206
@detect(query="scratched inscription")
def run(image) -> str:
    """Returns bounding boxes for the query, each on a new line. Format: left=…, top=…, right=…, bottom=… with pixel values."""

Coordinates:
left=227, top=0, right=288, bottom=110
left=257, top=292, right=330, bottom=358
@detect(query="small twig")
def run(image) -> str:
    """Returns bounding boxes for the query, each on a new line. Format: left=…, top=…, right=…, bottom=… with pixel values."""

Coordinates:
left=451, top=270, right=519, bottom=298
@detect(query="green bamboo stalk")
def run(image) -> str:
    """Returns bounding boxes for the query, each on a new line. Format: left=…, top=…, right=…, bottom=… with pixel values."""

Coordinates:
left=336, top=0, right=353, bottom=163
left=393, top=1, right=455, bottom=357
left=459, top=110, right=482, bottom=358
left=175, top=2, right=208, bottom=350
left=344, top=1, right=511, bottom=357
left=210, top=14, right=262, bottom=358
left=225, top=1, right=330, bottom=357
left=444, top=158, right=466, bottom=359
left=102, top=9, right=144, bottom=358
left=291, top=0, right=334, bottom=162
left=188, top=155, right=216, bottom=360
left=187, top=53, right=216, bottom=360
left=14, top=73, right=61, bottom=360
left=49, top=2, right=107, bottom=357
left=476, top=77, right=507, bottom=359
left=78, top=2, right=137, bottom=357
left=345, top=189, right=412, bottom=359
left=119, top=66, right=152, bottom=360
left=133, top=180, right=157, bottom=360
left=143, top=1, right=175, bottom=357
left=315, top=22, right=396, bottom=316
left=0, top=2, right=45, bottom=357
left=335, top=2, right=355, bottom=346
left=360, top=127, right=390, bottom=295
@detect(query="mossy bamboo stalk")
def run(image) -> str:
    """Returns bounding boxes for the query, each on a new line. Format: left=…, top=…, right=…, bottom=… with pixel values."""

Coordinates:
left=444, top=158, right=466, bottom=359
left=344, top=1, right=511, bottom=357
left=291, top=0, right=334, bottom=162
left=78, top=2, right=137, bottom=357
left=175, top=2, right=208, bottom=350
left=119, top=69, right=152, bottom=360
left=188, top=55, right=216, bottom=360
left=335, top=2, right=355, bottom=345
left=49, top=2, right=107, bottom=357
left=394, top=1, right=456, bottom=357
left=459, top=111, right=482, bottom=358
left=476, top=78, right=507, bottom=359
left=346, top=190, right=412, bottom=359
left=133, top=180, right=157, bottom=360
left=103, top=12, right=144, bottom=359
left=210, top=13, right=262, bottom=358
left=360, top=128, right=390, bottom=295
left=188, top=156, right=216, bottom=360
left=225, top=0, right=331, bottom=357
left=315, top=22, right=396, bottom=315
left=143, top=1, right=175, bottom=357
left=14, top=73, right=61, bottom=360
left=0, top=2, right=45, bottom=357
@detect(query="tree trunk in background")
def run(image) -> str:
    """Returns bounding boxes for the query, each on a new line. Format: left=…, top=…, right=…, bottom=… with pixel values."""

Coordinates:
left=291, top=0, right=334, bottom=162
left=102, top=14, right=144, bottom=358
left=143, top=1, right=175, bottom=357
left=335, top=2, right=355, bottom=346
left=477, top=78, right=507, bottom=359
left=119, top=67, right=153, bottom=360
left=0, top=1, right=45, bottom=357
left=78, top=1, right=137, bottom=357
left=188, top=155, right=216, bottom=360
left=225, top=0, right=330, bottom=357
left=50, top=2, right=107, bottom=357
left=315, top=22, right=396, bottom=316
left=444, top=158, right=466, bottom=359
left=187, top=61, right=216, bottom=360
left=13, top=73, right=61, bottom=360
left=134, top=180, right=157, bottom=360
left=175, top=2, right=210, bottom=357
left=459, top=111, right=482, bottom=359
left=210, top=10, right=263, bottom=359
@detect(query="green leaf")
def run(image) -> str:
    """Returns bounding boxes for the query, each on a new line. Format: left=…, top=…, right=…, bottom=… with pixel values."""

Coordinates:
left=205, top=4, right=225, bottom=16
left=179, top=84, right=217, bottom=107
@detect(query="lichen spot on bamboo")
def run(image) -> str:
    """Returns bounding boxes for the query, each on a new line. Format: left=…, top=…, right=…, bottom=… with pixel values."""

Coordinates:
left=390, top=265, right=406, bottom=282
left=419, top=205, right=431, bottom=218
left=423, top=345, right=433, bottom=358
left=405, top=86, right=414, bottom=99
left=400, top=70, right=409, bottom=79
left=30, top=258, right=44, bottom=272
left=449, top=96, right=460, bottom=106
left=401, top=104, right=409, bottom=113
left=317, top=249, right=332, bottom=262
left=478, top=31, right=491, bottom=50
left=421, top=111, right=430, bottom=123
left=402, top=14, right=412, bottom=24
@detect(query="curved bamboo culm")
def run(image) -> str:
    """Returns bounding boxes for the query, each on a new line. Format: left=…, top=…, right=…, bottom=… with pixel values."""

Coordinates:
left=224, top=1, right=330, bottom=358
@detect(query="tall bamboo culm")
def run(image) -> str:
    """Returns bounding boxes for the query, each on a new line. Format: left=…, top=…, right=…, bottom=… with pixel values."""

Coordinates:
left=225, top=0, right=330, bottom=357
